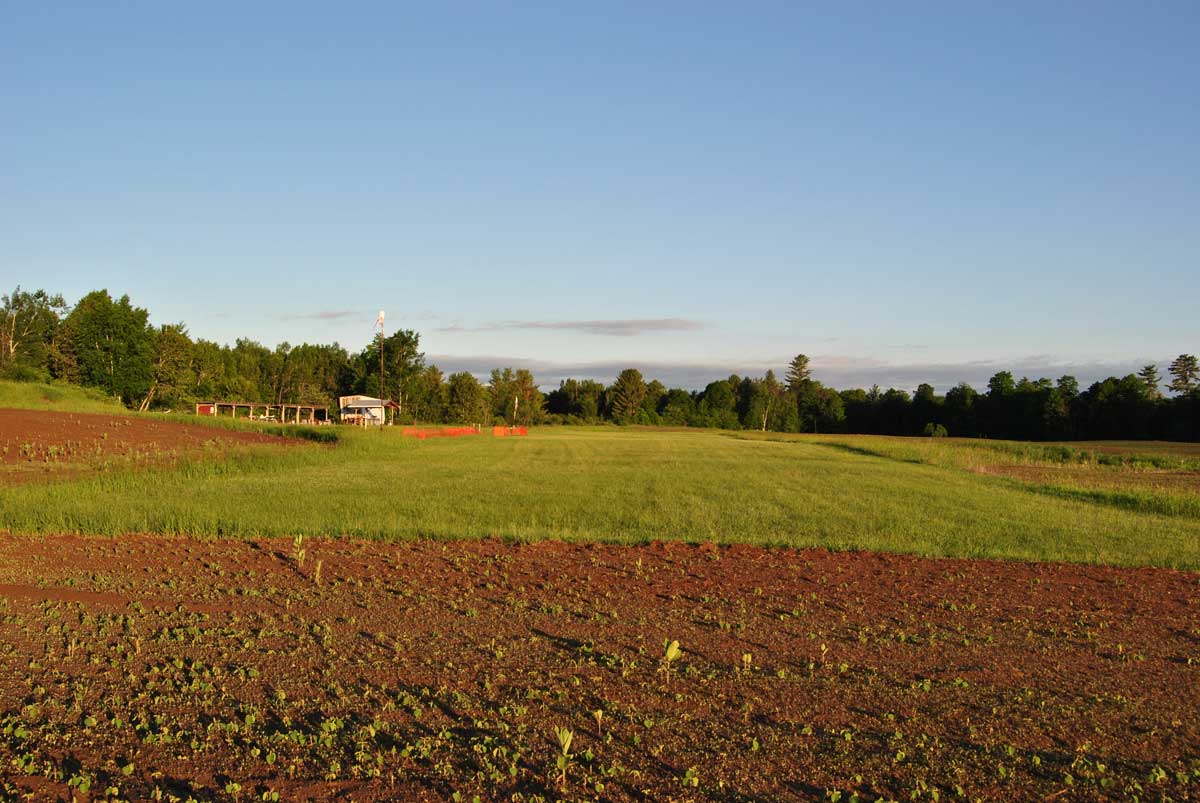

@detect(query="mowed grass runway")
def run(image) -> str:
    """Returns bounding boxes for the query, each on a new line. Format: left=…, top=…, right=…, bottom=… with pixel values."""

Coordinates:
left=5, top=424, right=1199, bottom=568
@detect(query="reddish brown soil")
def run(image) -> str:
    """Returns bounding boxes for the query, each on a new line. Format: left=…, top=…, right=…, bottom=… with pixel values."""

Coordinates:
left=0, top=409, right=289, bottom=483
left=1068, top=441, right=1200, bottom=459
left=0, top=535, right=1196, bottom=803
left=979, top=463, right=1200, bottom=493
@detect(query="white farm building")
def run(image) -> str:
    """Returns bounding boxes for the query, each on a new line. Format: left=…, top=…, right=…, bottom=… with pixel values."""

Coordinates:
left=338, top=395, right=398, bottom=426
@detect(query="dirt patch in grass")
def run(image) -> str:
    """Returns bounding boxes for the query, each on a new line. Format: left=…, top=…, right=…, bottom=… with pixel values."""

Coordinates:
left=0, top=408, right=290, bottom=483
left=1064, top=440, right=1200, bottom=459
left=978, top=462, right=1200, bottom=493
left=0, top=535, right=1196, bottom=802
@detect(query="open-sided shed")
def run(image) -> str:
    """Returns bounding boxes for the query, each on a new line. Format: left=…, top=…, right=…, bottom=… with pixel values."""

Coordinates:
left=195, top=401, right=329, bottom=424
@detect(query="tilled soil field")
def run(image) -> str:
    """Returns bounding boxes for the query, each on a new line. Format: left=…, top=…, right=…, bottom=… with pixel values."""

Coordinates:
left=0, top=535, right=1196, bottom=802
left=0, top=409, right=289, bottom=483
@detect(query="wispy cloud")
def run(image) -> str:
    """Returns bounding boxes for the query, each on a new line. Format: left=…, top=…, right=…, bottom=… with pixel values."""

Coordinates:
left=425, top=353, right=1165, bottom=392
left=281, top=310, right=362, bottom=321
left=437, top=318, right=705, bottom=337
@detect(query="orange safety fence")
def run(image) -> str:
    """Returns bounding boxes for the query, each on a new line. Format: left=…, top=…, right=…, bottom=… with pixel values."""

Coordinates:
left=401, top=427, right=480, bottom=440
left=399, top=426, right=526, bottom=439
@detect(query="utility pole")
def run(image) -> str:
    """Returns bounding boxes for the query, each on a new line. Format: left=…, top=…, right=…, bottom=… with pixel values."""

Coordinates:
left=374, top=310, right=386, bottom=424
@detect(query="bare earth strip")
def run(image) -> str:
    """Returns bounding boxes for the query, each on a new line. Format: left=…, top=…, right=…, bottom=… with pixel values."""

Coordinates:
left=0, top=408, right=290, bottom=484
left=0, top=534, right=1196, bottom=802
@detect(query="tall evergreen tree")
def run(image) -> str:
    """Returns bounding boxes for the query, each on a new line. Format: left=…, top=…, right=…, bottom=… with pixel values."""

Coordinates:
left=1168, top=354, right=1198, bottom=395
left=608, top=368, right=647, bottom=423
left=784, top=354, right=811, bottom=393
left=1137, top=364, right=1162, bottom=400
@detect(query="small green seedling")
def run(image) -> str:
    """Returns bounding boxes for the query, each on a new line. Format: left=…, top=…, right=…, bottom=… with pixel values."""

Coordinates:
left=554, top=725, right=574, bottom=787
left=661, top=639, right=682, bottom=683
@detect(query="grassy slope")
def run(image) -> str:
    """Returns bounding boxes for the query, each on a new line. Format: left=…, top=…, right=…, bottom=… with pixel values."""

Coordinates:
left=0, top=380, right=336, bottom=443
left=2, top=426, right=1198, bottom=568
left=0, top=380, right=127, bottom=413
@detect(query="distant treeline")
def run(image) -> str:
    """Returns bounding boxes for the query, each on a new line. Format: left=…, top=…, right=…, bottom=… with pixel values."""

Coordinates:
left=3, top=286, right=1199, bottom=441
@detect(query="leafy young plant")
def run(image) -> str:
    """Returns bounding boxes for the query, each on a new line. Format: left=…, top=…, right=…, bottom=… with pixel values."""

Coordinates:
left=554, top=725, right=574, bottom=787
left=660, top=638, right=682, bottom=683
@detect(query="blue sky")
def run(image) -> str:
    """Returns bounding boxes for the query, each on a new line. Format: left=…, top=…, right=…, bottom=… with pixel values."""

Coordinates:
left=3, top=2, right=1197, bottom=389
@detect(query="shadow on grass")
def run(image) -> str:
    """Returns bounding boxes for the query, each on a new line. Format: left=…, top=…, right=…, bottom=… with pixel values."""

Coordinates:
left=812, top=441, right=926, bottom=465
left=1015, top=481, right=1200, bottom=519
left=717, top=431, right=924, bottom=462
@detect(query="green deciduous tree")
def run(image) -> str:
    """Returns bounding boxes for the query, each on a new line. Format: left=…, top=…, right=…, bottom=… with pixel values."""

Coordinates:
left=501, top=367, right=544, bottom=422
left=408, top=365, right=447, bottom=423
left=696, top=379, right=739, bottom=429
left=547, top=378, right=605, bottom=422
left=742, top=370, right=784, bottom=431
left=53, top=290, right=153, bottom=404
left=911, top=382, right=941, bottom=435
left=943, top=383, right=978, bottom=437
left=489, top=367, right=519, bottom=424
left=641, top=379, right=666, bottom=423
left=658, top=388, right=695, bottom=426
left=513, top=368, right=545, bottom=426
left=0, top=286, right=68, bottom=379
left=805, top=384, right=846, bottom=433
left=446, top=372, right=489, bottom=425
left=189, top=339, right=228, bottom=400
left=355, top=329, right=423, bottom=413
left=139, top=324, right=194, bottom=411
left=486, top=367, right=544, bottom=425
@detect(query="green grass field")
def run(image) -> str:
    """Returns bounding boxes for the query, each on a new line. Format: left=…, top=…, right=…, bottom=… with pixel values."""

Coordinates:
left=3, top=420, right=1199, bottom=569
